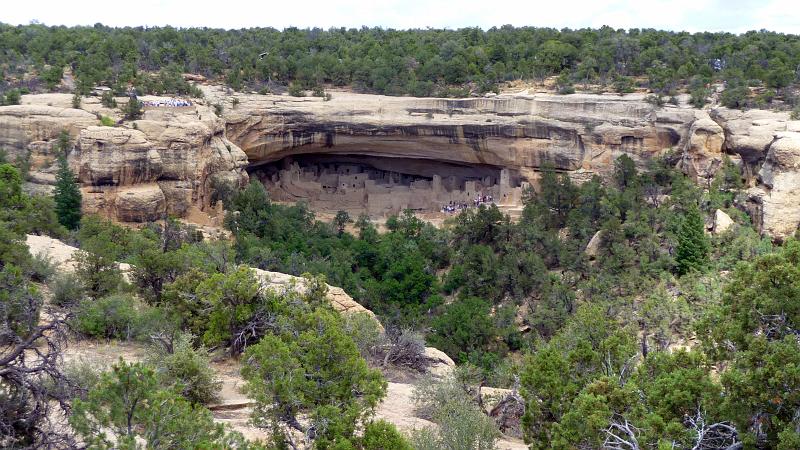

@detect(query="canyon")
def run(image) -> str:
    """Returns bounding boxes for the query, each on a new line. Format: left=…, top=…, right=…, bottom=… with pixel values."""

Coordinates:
left=2, top=86, right=799, bottom=239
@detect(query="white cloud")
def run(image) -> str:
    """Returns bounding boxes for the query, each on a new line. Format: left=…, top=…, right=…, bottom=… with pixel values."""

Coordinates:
left=3, top=0, right=799, bottom=33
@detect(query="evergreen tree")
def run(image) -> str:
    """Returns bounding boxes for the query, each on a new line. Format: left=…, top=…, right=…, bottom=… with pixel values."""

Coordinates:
left=333, top=210, right=352, bottom=235
left=123, top=96, right=143, bottom=120
left=52, top=132, right=82, bottom=230
left=70, top=360, right=243, bottom=448
left=676, top=205, right=709, bottom=275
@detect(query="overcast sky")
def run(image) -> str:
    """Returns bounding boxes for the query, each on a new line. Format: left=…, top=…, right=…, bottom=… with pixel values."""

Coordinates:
left=3, top=0, right=799, bottom=34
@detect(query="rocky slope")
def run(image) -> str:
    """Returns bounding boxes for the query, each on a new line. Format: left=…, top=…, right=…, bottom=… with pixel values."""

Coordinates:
left=25, top=234, right=521, bottom=448
left=3, top=88, right=800, bottom=239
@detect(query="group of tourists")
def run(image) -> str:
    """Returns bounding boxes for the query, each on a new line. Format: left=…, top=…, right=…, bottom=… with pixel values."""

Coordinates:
left=440, top=194, right=496, bottom=214
left=142, top=98, right=193, bottom=107
left=441, top=202, right=470, bottom=214
left=473, top=194, right=494, bottom=207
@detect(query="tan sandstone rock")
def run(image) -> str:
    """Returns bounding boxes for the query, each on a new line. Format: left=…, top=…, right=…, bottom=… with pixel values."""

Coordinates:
left=251, top=268, right=381, bottom=326
left=75, top=126, right=161, bottom=185
left=115, top=184, right=167, bottom=222
left=680, top=111, right=725, bottom=181
left=215, top=88, right=695, bottom=179
left=749, top=132, right=800, bottom=240
left=423, top=346, right=456, bottom=379
left=5, top=89, right=800, bottom=240
left=1, top=95, right=248, bottom=223
left=584, top=230, right=604, bottom=258
left=713, top=209, right=735, bottom=234
left=711, top=108, right=794, bottom=163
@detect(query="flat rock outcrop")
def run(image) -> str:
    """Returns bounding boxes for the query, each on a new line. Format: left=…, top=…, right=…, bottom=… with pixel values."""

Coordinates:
left=251, top=268, right=379, bottom=322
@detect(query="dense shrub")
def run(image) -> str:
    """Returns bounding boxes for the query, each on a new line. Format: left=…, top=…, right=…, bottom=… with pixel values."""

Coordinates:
left=72, top=294, right=169, bottom=341
left=147, top=333, right=221, bottom=405
left=49, top=271, right=85, bottom=307
left=343, top=312, right=384, bottom=361
left=100, top=91, right=117, bottom=107
left=70, top=361, right=242, bottom=448
left=73, top=294, right=139, bottom=340
left=362, top=420, right=412, bottom=450
left=122, top=97, right=143, bottom=120
left=428, top=297, right=497, bottom=363
left=241, top=303, right=387, bottom=447
left=73, top=249, right=124, bottom=299
left=60, top=359, right=103, bottom=400
left=720, top=84, right=750, bottom=109
left=3, top=89, right=21, bottom=105
left=26, top=251, right=55, bottom=282
left=288, top=82, right=305, bottom=97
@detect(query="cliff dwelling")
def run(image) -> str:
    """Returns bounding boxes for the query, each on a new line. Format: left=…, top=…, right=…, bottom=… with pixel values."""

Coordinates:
left=248, top=154, right=528, bottom=216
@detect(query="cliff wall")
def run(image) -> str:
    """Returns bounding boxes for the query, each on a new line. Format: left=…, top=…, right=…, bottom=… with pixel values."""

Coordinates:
left=2, top=88, right=799, bottom=239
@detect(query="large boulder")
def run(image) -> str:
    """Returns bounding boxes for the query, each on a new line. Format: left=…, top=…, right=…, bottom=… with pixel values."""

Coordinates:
left=713, top=209, right=735, bottom=234
left=115, top=184, right=167, bottom=222
left=584, top=230, right=604, bottom=258
left=423, top=346, right=456, bottom=378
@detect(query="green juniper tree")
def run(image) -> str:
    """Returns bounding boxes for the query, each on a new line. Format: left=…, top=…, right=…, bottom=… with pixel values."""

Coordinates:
left=70, top=360, right=245, bottom=449
left=123, top=96, right=143, bottom=120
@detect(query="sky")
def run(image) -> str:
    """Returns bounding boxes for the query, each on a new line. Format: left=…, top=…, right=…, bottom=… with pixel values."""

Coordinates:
left=3, top=0, right=799, bottom=34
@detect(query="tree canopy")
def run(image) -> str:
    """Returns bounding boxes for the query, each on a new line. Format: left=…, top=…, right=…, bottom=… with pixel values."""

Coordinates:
left=2, top=24, right=799, bottom=101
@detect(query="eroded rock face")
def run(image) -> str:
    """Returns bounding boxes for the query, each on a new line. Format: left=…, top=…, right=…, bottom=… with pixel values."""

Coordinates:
left=4, top=90, right=800, bottom=238
left=115, top=184, right=167, bottom=222
left=1, top=94, right=248, bottom=223
left=749, top=132, right=800, bottom=240
left=76, top=126, right=162, bottom=185
left=216, top=88, right=695, bottom=181
left=710, top=108, right=798, bottom=164
left=680, top=111, right=725, bottom=181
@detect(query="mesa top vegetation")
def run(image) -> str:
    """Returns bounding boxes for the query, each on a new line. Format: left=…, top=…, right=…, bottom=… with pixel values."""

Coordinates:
left=1, top=24, right=799, bottom=103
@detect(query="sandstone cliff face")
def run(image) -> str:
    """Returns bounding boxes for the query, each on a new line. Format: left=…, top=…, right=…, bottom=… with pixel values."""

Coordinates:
left=215, top=88, right=696, bottom=182
left=748, top=132, right=800, bottom=239
left=1, top=94, right=248, bottom=223
left=679, top=111, right=725, bottom=181
left=3, top=89, right=800, bottom=239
